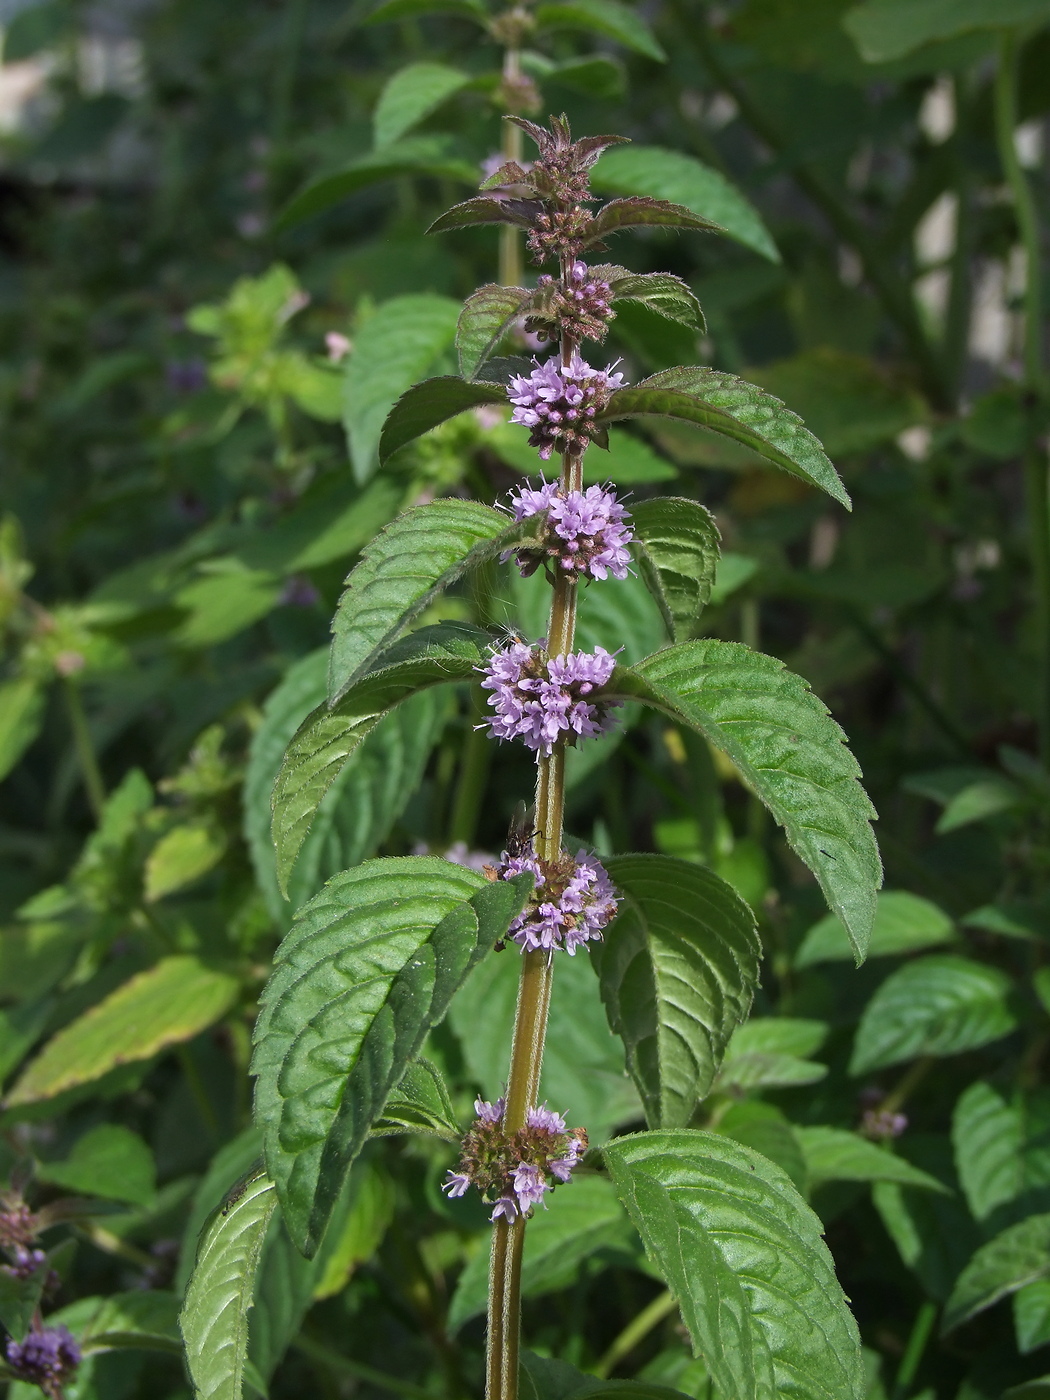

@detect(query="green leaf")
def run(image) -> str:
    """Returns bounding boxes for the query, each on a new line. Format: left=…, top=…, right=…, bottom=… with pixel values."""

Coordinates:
left=80, top=1291, right=182, bottom=1355
left=457, top=284, right=531, bottom=380
left=6, top=956, right=239, bottom=1106
left=180, top=1169, right=277, bottom=1400
left=177, top=1129, right=265, bottom=1296
left=373, top=63, right=470, bottom=148
left=850, top=956, right=1017, bottom=1076
left=277, top=139, right=478, bottom=231
left=796, top=890, right=954, bottom=967
left=312, top=1155, right=395, bottom=1300
left=329, top=498, right=515, bottom=701
left=1003, top=1378, right=1050, bottom=1400
left=378, top=374, right=506, bottom=464
left=520, top=1351, right=692, bottom=1400
left=246, top=649, right=449, bottom=918
left=365, top=0, right=486, bottom=21
left=600, top=367, right=850, bottom=509
left=36, top=1124, right=156, bottom=1207
left=449, top=1175, right=638, bottom=1330
left=604, top=1129, right=865, bottom=1400
left=629, top=498, right=720, bottom=642
left=144, top=821, right=226, bottom=902
left=843, top=0, right=1049, bottom=64
left=952, top=1081, right=1024, bottom=1222
left=0, top=677, right=44, bottom=782
left=591, top=147, right=779, bottom=263
left=587, top=197, right=726, bottom=245
left=344, top=294, right=461, bottom=482
left=797, top=1127, right=948, bottom=1193
left=0, top=1256, right=50, bottom=1341
left=611, top=642, right=880, bottom=958
left=1015, top=1280, right=1050, bottom=1355
left=943, top=1213, right=1050, bottom=1334
left=252, top=857, right=531, bottom=1254
left=371, top=1056, right=459, bottom=1139
left=534, top=0, right=666, bottom=58
left=715, top=1019, right=829, bottom=1093
left=269, top=623, right=487, bottom=894
left=484, top=417, right=676, bottom=483
left=593, top=855, right=760, bottom=1127
left=427, top=195, right=539, bottom=236
left=713, top=1101, right=808, bottom=1194
left=935, top=776, right=1022, bottom=833
left=597, top=267, right=704, bottom=330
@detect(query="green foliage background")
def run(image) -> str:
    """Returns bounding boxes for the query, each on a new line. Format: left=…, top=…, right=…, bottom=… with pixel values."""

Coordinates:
left=0, top=0, right=1049, bottom=1396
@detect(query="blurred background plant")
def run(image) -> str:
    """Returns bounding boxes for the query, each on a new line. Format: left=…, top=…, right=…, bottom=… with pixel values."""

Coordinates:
left=0, top=0, right=1050, bottom=1396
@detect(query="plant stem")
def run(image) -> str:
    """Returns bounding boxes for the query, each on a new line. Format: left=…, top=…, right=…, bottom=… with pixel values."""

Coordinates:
left=890, top=1299, right=937, bottom=1400
left=594, top=1289, right=678, bottom=1378
left=292, top=1334, right=435, bottom=1400
left=62, top=678, right=105, bottom=822
left=499, top=52, right=524, bottom=288
left=880, top=1055, right=934, bottom=1116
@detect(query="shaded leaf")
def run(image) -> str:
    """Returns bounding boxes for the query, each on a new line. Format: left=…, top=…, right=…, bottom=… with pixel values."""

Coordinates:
left=843, top=0, right=1048, bottom=63
left=0, top=677, right=44, bottom=782
left=373, top=63, right=470, bottom=148
left=1015, top=1279, right=1050, bottom=1355
left=593, top=855, right=760, bottom=1127
left=427, top=195, right=540, bottom=235
left=0, top=1256, right=50, bottom=1341
left=796, top=890, right=954, bottom=967
left=520, top=1351, right=692, bottom=1400
left=629, top=497, right=720, bottom=642
left=36, top=1124, right=156, bottom=1207
left=936, top=776, right=1022, bottom=833
left=592, top=147, right=779, bottom=263
left=344, top=294, right=461, bottom=482
left=599, top=367, right=850, bottom=509
left=534, top=0, right=666, bottom=60
left=714, top=1101, right=808, bottom=1195
left=850, top=956, right=1017, bottom=1076
left=797, top=1127, right=948, bottom=1192
left=371, top=1056, right=459, bottom=1139
left=365, top=0, right=486, bottom=22
left=604, top=1129, right=864, bottom=1400
left=270, top=623, right=488, bottom=893
left=379, top=375, right=505, bottom=464
left=457, top=284, right=531, bottom=379
left=6, top=957, right=239, bottom=1106
left=587, top=197, right=725, bottom=245
left=943, top=1213, right=1050, bottom=1333
left=952, top=1081, right=1024, bottom=1222
left=80, top=1291, right=182, bottom=1354
left=596, top=267, right=705, bottom=330
left=252, top=857, right=531, bottom=1254
left=611, top=642, right=880, bottom=958
left=180, top=1169, right=277, bottom=1400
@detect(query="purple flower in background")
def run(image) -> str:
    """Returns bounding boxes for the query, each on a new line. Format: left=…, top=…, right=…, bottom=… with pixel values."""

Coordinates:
left=1, top=1244, right=46, bottom=1280
left=512, top=1161, right=551, bottom=1210
left=500, top=847, right=618, bottom=955
left=479, top=641, right=620, bottom=756
left=507, top=352, right=624, bottom=460
left=861, top=1108, right=908, bottom=1142
left=507, top=480, right=632, bottom=582
left=6, top=1326, right=80, bottom=1386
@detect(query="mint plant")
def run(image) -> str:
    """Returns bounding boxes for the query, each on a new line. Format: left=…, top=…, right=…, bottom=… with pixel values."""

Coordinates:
left=177, top=111, right=882, bottom=1400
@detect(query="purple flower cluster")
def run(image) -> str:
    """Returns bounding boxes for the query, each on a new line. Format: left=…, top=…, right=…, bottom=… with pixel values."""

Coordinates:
left=530, top=262, right=613, bottom=344
left=861, top=1108, right=908, bottom=1142
left=6, top=1326, right=80, bottom=1388
left=498, top=845, right=618, bottom=955
left=2, top=1244, right=46, bottom=1280
left=507, top=352, right=624, bottom=461
left=479, top=641, right=620, bottom=756
left=442, top=1097, right=586, bottom=1222
left=507, top=479, right=632, bottom=581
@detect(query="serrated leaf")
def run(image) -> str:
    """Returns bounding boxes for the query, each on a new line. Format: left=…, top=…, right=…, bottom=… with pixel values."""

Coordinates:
left=611, top=642, right=880, bottom=958
left=378, top=374, right=506, bottom=464
left=180, top=1169, right=277, bottom=1400
left=251, top=857, right=531, bottom=1254
left=6, top=957, right=239, bottom=1106
left=0, top=677, right=44, bottom=782
left=534, top=0, right=666, bottom=60
left=604, top=1129, right=864, bottom=1400
left=344, top=295, right=461, bottom=482
left=1015, top=1279, right=1050, bottom=1355
left=520, top=1351, right=690, bottom=1400
left=277, top=139, right=478, bottom=231
left=593, top=855, right=760, bottom=1127
left=457, top=284, right=531, bottom=379
left=81, top=1291, right=182, bottom=1354
left=843, top=0, right=1048, bottom=64
left=587, top=197, right=725, bottom=245
left=449, top=1175, right=637, bottom=1330
left=36, top=1124, right=156, bottom=1207
left=329, top=499, right=518, bottom=701
left=592, top=147, right=779, bottom=263
left=373, top=63, right=470, bottom=148
left=796, top=890, right=954, bottom=968
left=952, top=1081, right=1024, bottom=1222
left=797, top=1127, right=948, bottom=1193
left=595, top=266, right=704, bottom=330
left=270, top=623, right=488, bottom=893
left=599, top=367, right=850, bottom=509
left=629, top=498, right=720, bottom=642
left=427, top=195, right=540, bottom=235
left=371, top=1056, right=459, bottom=1139
left=850, top=956, right=1017, bottom=1076
left=943, top=1213, right=1050, bottom=1333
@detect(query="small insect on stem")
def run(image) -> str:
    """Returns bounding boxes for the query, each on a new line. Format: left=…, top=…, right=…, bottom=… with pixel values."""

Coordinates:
left=494, top=803, right=540, bottom=952
left=221, top=1179, right=250, bottom=1215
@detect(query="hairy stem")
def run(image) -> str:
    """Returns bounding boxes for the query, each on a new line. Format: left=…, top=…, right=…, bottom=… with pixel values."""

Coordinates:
left=499, top=52, right=524, bottom=288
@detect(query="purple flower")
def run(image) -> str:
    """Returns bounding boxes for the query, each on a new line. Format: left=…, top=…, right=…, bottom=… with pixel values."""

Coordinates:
left=442, top=1172, right=472, bottom=1198
left=551, top=1136, right=585, bottom=1182
left=512, top=1161, right=551, bottom=1210
left=2, top=1245, right=46, bottom=1280
left=529, top=261, right=614, bottom=343
left=479, top=642, right=621, bottom=756
left=526, top=1104, right=567, bottom=1134
left=507, top=480, right=632, bottom=581
left=6, top=1326, right=81, bottom=1384
left=499, top=846, right=618, bottom=955
left=507, top=352, right=625, bottom=461
left=861, top=1108, right=908, bottom=1142
left=475, top=1096, right=506, bottom=1123
left=490, top=1195, right=519, bottom=1222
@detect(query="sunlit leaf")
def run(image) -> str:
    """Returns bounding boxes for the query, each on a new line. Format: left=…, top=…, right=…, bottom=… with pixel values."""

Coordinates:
left=373, top=63, right=470, bottom=148
left=952, top=1081, right=1024, bottom=1221
left=629, top=498, right=721, bottom=642
left=943, top=1213, right=1050, bottom=1333
left=796, top=890, right=954, bottom=967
